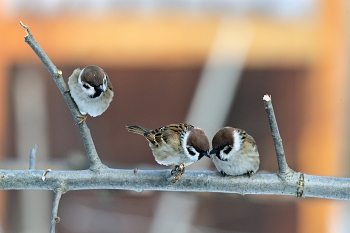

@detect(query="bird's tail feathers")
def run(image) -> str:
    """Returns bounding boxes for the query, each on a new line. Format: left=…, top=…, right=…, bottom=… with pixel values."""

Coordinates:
left=126, top=125, right=150, bottom=135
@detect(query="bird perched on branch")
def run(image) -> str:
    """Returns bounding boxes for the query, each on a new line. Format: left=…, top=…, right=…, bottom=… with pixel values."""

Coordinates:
left=210, top=127, right=260, bottom=176
left=126, top=123, right=210, bottom=182
left=68, top=65, right=114, bottom=124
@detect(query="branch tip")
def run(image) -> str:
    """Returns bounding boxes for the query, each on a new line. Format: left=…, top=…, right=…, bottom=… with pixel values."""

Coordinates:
left=263, top=94, right=271, bottom=101
left=19, top=20, right=30, bottom=37
left=19, top=20, right=27, bottom=29
left=29, top=144, right=38, bottom=170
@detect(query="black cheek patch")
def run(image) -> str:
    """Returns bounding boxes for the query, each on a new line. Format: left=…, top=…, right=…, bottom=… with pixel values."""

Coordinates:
left=92, top=87, right=102, bottom=98
left=215, top=151, right=228, bottom=161
left=187, top=147, right=196, bottom=156
left=223, top=146, right=232, bottom=154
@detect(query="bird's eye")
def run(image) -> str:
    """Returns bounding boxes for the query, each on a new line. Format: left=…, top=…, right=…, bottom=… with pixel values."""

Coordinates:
left=83, top=84, right=90, bottom=89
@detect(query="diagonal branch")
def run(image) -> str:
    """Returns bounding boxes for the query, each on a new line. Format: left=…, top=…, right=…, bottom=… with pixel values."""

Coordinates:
left=19, top=21, right=105, bottom=171
left=263, top=94, right=294, bottom=179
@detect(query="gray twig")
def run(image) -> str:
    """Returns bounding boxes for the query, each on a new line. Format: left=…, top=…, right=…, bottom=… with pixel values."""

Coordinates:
left=29, top=144, right=38, bottom=170
left=19, top=21, right=105, bottom=171
left=50, top=190, right=63, bottom=233
left=263, top=94, right=294, bottom=179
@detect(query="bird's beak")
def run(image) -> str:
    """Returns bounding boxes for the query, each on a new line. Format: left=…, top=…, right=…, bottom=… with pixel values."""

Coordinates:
left=97, top=85, right=104, bottom=93
left=202, top=151, right=210, bottom=158
left=209, top=148, right=218, bottom=155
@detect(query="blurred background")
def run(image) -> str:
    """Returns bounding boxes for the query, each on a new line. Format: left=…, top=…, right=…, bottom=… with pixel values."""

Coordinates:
left=0, top=0, right=349, bottom=232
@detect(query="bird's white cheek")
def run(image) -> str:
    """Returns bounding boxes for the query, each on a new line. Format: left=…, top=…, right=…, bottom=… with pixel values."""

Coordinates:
left=82, top=87, right=96, bottom=97
left=219, top=146, right=236, bottom=161
left=219, top=151, right=229, bottom=161
left=184, top=148, right=200, bottom=162
left=233, top=130, right=241, bottom=152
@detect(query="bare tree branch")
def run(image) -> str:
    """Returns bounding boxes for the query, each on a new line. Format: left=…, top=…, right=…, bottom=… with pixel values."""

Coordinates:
left=19, top=21, right=105, bottom=171
left=0, top=169, right=349, bottom=200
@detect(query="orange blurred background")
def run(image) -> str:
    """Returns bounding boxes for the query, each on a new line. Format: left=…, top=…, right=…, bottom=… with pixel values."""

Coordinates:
left=0, top=0, right=349, bottom=233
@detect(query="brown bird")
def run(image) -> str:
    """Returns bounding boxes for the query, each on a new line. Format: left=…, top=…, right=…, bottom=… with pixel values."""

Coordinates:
left=68, top=65, right=113, bottom=123
left=126, top=123, right=210, bottom=182
left=210, top=127, right=260, bottom=176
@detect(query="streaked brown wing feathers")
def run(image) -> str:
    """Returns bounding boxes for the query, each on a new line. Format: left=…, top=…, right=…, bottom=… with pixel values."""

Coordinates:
left=153, top=123, right=192, bottom=147
left=165, top=123, right=194, bottom=132
left=127, top=123, right=192, bottom=148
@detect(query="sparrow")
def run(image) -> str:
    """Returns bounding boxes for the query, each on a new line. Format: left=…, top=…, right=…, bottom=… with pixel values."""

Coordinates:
left=210, top=127, right=260, bottom=176
left=126, top=123, right=210, bottom=182
left=68, top=65, right=114, bottom=123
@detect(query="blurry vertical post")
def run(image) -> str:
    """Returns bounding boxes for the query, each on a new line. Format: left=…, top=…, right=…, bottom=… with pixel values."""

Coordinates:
left=14, top=66, right=51, bottom=233
left=149, top=17, right=254, bottom=233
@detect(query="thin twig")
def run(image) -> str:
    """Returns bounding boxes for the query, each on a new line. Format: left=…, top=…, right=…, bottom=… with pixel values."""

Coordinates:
left=263, top=94, right=294, bottom=179
left=29, top=144, right=38, bottom=170
left=19, top=21, right=105, bottom=171
left=50, top=190, right=63, bottom=233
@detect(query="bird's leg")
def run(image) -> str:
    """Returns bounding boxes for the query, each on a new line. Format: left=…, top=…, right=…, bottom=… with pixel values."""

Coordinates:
left=171, top=163, right=186, bottom=182
left=77, top=115, right=88, bottom=124
left=220, top=170, right=227, bottom=176
left=171, top=164, right=184, bottom=175
left=246, top=170, right=254, bottom=177
left=171, top=165, right=178, bottom=175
